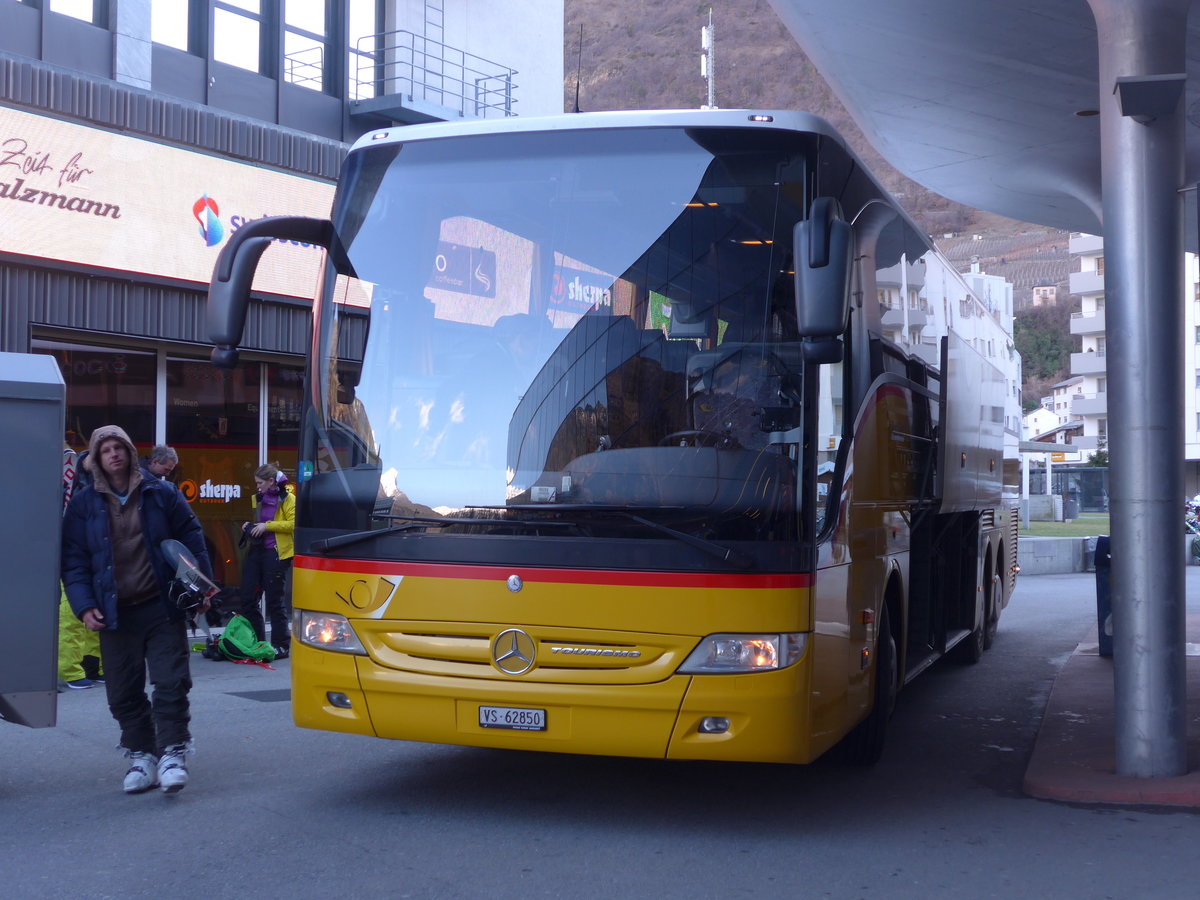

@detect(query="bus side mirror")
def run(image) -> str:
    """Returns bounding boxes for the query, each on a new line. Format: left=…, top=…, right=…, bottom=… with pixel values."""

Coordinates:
left=207, top=216, right=341, bottom=368
left=793, top=197, right=853, bottom=341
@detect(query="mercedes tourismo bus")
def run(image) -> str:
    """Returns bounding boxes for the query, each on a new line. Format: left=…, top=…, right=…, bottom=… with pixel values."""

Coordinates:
left=208, top=109, right=1018, bottom=764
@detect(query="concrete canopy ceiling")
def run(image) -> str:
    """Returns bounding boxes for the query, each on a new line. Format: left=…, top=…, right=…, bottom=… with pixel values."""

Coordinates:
left=767, top=0, right=1200, bottom=235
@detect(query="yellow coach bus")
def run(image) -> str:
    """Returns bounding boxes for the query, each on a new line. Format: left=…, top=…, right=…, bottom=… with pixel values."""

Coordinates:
left=208, top=109, right=1018, bottom=764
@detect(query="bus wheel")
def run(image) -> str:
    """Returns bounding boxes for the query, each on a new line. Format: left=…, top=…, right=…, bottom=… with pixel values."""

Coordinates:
left=953, top=609, right=985, bottom=664
left=953, top=571, right=986, bottom=665
left=841, top=603, right=897, bottom=765
left=983, top=570, right=1001, bottom=651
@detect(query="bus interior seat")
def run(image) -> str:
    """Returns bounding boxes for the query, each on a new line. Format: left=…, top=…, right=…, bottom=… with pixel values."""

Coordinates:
left=685, top=342, right=804, bottom=446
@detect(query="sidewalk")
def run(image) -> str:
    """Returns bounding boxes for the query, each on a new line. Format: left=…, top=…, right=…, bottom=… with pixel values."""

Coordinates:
left=1023, top=614, right=1200, bottom=807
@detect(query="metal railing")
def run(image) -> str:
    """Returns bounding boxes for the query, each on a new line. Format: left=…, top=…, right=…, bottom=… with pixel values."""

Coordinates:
left=284, top=45, right=324, bottom=91
left=353, top=29, right=517, bottom=118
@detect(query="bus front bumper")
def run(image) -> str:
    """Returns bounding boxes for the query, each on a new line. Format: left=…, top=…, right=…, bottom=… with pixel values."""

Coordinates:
left=291, top=643, right=822, bottom=764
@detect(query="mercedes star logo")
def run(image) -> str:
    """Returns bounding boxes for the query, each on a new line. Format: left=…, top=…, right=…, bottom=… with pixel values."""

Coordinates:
left=492, top=628, right=536, bottom=675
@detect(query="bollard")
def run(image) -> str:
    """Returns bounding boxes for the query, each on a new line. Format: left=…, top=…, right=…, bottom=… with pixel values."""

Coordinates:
left=1094, top=535, right=1112, bottom=657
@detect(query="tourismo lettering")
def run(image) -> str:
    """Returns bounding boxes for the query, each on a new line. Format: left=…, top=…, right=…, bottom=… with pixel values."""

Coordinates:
left=0, top=176, right=120, bottom=219
left=197, top=480, right=242, bottom=503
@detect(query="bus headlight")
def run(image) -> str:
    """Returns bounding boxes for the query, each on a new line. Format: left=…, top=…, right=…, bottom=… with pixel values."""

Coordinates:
left=677, top=633, right=808, bottom=674
left=295, top=610, right=367, bottom=655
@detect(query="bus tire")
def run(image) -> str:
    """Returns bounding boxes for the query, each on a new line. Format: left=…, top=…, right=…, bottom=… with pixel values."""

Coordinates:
left=841, top=602, right=897, bottom=765
left=983, top=563, right=1001, bottom=651
left=953, top=610, right=985, bottom=664
left=953, top=565, right=987, bottom=665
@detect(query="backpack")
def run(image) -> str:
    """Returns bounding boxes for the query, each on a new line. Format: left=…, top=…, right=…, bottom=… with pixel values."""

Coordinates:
left=213, top=614, right=277, bottom=663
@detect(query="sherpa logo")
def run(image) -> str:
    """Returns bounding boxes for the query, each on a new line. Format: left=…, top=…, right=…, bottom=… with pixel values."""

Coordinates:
left=197, top=480, right=241, bottom=503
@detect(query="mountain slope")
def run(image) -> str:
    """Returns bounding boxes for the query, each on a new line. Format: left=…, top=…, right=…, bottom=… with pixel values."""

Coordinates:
left=562, top=0, right=1040, bottom=239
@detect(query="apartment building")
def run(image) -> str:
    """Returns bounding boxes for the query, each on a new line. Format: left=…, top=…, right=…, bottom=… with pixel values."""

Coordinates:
left=1065, top=233, right=1109, bottom=460
left=878, top=257, right=1023, bottom=458
left=1067, top=232, right=1200, bottom=489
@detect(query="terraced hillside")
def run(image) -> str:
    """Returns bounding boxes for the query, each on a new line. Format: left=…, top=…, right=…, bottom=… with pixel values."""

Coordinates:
left=937, top=232, right=1075, bottom=311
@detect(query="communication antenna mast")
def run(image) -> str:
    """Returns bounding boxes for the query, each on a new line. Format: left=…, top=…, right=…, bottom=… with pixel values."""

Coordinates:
left=571, top=24, right=584, bottom=113
left=700, top=9, right=716, bottom=110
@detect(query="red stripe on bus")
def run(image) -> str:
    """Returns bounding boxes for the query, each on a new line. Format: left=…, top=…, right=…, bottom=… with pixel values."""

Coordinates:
left=295, top=555, right=811, bottom=589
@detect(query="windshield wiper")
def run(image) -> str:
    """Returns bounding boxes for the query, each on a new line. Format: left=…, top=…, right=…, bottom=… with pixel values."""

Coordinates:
left=619, top=512, right=753, bottom=569
left=308, top=513, right=576, bottom=555
left=309, top=519, right=439, bottom=554
left=489, top=505, right=753, bottom=569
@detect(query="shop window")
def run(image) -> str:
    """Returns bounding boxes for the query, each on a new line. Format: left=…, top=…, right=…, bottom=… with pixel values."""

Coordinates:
left=166, top=357, right=258, bottom=452
left=267, top=363, right=303, bottom=478
left=34, top=341, right=155, bottom=453
left=166, top=356, right=260, bottom=587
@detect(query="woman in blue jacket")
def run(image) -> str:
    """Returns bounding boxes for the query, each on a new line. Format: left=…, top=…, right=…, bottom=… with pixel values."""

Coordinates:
left=61, top=425, right=212, bottom=795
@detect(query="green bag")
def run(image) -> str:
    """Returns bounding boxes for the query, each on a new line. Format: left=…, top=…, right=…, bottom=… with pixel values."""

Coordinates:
left=216, top=614, right=277, bottom=662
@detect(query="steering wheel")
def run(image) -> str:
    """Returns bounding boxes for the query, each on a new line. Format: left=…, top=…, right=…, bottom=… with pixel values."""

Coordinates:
left=659, top=429, right=740, bottom=449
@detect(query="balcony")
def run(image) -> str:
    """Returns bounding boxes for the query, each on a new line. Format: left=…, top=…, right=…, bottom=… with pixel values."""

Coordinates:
left=912, top=341, right=940, bottom=368
left=1070, top=309, right=1105, bottom=335
left=881, top=308, right=928, bottom=328
left=1069, top=232, right=1104, bottom=255
left=1071, top=349, right=1107, bottom=375
left=350, top=30, right=518, bottom=124
left=1070, top=394, right=1108, bottom=417
left=1070, top=269, right=1105, bottom=295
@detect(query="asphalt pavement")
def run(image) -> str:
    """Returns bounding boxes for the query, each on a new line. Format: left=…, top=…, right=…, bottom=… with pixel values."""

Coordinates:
left=5, top=567, right=1200, bottom=900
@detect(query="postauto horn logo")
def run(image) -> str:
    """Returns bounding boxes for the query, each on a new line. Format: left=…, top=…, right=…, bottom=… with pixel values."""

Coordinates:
left=193, top=194, right=224, bottom=247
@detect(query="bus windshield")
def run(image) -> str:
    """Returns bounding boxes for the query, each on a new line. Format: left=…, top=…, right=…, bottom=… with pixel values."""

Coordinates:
left=306, top=126, right=815, bottom=552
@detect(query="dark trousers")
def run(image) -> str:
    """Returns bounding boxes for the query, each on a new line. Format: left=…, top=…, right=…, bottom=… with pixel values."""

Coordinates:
left=98, top=600, right=192, bottom=755
left=241, top=545, right=291, bottom=648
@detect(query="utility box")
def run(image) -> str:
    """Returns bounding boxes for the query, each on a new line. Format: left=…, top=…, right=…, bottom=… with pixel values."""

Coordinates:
left=0, top=353, right=64, bottom=728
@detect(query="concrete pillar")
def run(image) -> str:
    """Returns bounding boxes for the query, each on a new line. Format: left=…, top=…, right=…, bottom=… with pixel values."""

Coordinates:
left=1088, top=0, right=1189, bottom=777
left=110, top=0, right=153, bottom=91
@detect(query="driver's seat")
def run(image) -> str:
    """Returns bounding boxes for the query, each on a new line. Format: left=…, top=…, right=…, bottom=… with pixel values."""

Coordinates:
left=688, top=345, right=779, bottom=449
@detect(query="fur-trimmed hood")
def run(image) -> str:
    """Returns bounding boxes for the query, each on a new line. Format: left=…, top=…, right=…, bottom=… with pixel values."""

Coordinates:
left=86, top=424, right=144, bottom=495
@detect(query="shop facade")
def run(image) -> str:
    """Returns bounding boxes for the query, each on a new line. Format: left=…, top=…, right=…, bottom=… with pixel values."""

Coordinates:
left=1, top=55, right=345, bottom=586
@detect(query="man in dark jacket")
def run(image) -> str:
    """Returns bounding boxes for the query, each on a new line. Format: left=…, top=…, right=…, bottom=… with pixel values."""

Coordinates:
left=140, top=444, right=179, bottom=483
left=61, top=425, right=212, bottom=795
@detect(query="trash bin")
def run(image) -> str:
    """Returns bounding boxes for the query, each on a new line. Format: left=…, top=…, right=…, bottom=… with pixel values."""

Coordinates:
left=1094, top=535, right=1112, bottom=657
left=1063, top=496, right=1080, bottom=520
